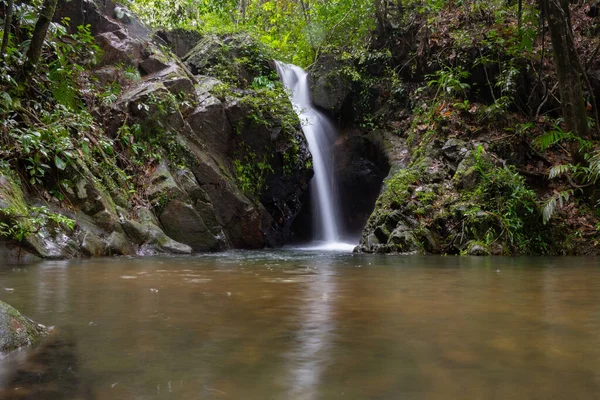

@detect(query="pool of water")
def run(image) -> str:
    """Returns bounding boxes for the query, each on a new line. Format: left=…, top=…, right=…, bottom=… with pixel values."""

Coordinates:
left=0, top=252, right=599, bottom=399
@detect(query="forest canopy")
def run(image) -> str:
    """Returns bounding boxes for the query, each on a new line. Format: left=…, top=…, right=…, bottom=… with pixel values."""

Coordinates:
left=128, top=0, right=377, bottom=66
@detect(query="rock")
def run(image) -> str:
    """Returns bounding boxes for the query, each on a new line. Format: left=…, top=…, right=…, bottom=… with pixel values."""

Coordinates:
left=146, top=163, right=188, bottom=206
left=139, top=54, right=170, bottom=75
left=334, top=133, right=390, bottom=234
left=159, top=200, right=218, bottom=251
left=155, top=29, right=204, bottom=58
left=387, top=227, right=418, bottom=253
left=105, top=231, right=135, bottom=256
left=0, top=301, right=47, bottom=354
left=442, top=138, right=469, bottom=161
left=55, top=0, right=120, bottom=36
left=454, top=152, right=479, bottom=190
left=156, top=237, right=193, bottom=255
left=122, top=218, right=193, bottom=255
left=467, top=241, right=491, bottom=256
left=308, top=54, right=353, bottom=113
left=164, top=76, right=195, bottom=97
left=0, top=240, right=41, bottom=264
left=79, top=231, right=106, bottom=257
left=185, top=88, right=232, bottom=155
left=183, top=33, right=272, bottom=85
left=96, top=30, right=145, bottom=67
left=121, top=219, right=151, bottom=244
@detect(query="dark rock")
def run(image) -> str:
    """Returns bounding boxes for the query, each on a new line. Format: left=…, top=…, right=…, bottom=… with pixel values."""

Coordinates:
left=105, top=232, right=135, bottom=256
left=0, top=241, right=41, bottom=265
left=95, top=30, right=145, bottom=67
left=164, top=76, right=195, bottom=97
left=155, top=29, right=204, bottom=58
left=121, top=218, right=193, bottom=255
left=453, top=152, right=478, bottom=190
left=139, top=54, right=170, bottom=75
left=334, top=133, right=390, bottom=235
left=78, top=231, right=105, bottom=257
left=185, top=89, right=232, bottom=155
left=0, top=301, right=47, bottom=354
left=308, top=54, right=353, bottom=114
left=466, top=241, right=491, bottom=256
left=183, top=33, right=272, bottom=85
left=387, top=226, right=418, bottom=252
left=442, top=138, right=469, bottom=161
left=159, top=200, right=218, bottom=252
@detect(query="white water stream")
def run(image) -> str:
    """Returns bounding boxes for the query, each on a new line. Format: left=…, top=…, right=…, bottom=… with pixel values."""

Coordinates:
left=275, top=62, right=354, bottom=251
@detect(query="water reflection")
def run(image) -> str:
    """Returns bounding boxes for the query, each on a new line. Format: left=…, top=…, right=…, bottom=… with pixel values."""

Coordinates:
left=286, top=261, right=335, bottom=400
left=0, top=255, right=599, bottom=399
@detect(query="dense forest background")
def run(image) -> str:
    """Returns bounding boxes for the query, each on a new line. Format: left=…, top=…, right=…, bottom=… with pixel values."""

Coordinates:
left=1, top=0, right=600, bottom=257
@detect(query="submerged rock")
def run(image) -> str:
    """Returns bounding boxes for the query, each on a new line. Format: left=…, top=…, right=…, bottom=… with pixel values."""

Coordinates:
left=0, top=301, right=47, bottom=354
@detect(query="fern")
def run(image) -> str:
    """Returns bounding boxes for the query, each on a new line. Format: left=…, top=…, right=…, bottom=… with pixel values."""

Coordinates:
left=542, top=190, right=573, bottom=224
left=548, top=164, right=574, bottom=179
left=533, top=127, right=574, bottom=151
left=586, top=150, right=600, bottom=184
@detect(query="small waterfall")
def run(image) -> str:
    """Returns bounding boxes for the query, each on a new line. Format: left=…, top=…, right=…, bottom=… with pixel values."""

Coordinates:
left=276, top=61, right=354, bottom=250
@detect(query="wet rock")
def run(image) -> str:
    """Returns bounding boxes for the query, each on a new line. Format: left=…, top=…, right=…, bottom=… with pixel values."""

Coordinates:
left=121, top=218, right=193, bottom=255
left=139, top=54, right=170, bottom=75
left=159, top=200, right=218, bottom=252
left=78, top=231, right=105, bottom=257
left=0, top=241, right=41, bottom=265
left=185, top=89, right=232, bottom=155
left=183, top=33, right=271, bottom=85
left=105, top=232, right=135, bottom=256
left=146, top=163, right=187, bottom=205
left=388, top=226, right=418, bottom=253
left=466, top=241, right=491, bottom=256
left=96, top=30, right=145, bottom=67
left=0, top=301, right=47, bottom=354
left=308, top=54, right=352, bottom=114
left=334, top=133, right=390, bottom=235
left=453, top=152, right=479, bottom=190
left=442, top=138, right=469, bottom=161
left=155, top=29, right=203, bottom=58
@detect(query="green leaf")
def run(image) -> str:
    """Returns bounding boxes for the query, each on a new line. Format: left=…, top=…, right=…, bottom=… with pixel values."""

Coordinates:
left=54, top=155, right=67, bottom=170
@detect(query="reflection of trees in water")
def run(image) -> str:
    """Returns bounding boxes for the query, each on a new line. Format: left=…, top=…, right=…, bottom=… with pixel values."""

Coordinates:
left=0, top=331, right=92, bottom=400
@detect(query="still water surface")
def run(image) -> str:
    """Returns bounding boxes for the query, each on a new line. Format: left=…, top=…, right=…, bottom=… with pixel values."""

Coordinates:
left=0, top=252, right=599, bottom=399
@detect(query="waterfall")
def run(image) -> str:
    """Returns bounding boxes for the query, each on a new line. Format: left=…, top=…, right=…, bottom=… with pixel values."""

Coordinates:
left=276, top=61, right=354, bottom=250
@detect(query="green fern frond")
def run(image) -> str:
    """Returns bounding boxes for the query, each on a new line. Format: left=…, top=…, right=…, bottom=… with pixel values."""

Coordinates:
left=548, top=164, right=573, bottom=179
left=542, top=190, right=573, bottom=224
left=533, top=128, right=574, bottom=151
left=586, top=151, right=600, bottom=184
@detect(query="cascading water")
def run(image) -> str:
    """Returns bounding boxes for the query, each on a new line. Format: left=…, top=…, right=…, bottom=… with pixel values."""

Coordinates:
left=275, top=61, right=354, bottom=251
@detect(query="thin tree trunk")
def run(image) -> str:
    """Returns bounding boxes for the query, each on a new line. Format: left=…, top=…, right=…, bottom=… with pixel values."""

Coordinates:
left=299, top=0, right=315, bottom=51
left=1, top=0, right=14, bottom=62
left=541, top=0, right=589, bottom=142
left=22, top=0, right=59, bottom=80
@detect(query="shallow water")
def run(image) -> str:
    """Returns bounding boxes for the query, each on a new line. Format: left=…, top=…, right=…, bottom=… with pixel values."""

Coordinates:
left=0, top=252, right=599, bottom=399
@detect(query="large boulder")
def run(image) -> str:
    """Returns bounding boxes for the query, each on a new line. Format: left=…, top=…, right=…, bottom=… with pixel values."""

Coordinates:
left=0, top=301, right=47, bottom=354
left=183, top=33, right=274, bottom=87
left=307, top=54, right=353, bottom=114
left=159, top=200, right=219, bottom=251
left=155, top=29, right=204, bottom=58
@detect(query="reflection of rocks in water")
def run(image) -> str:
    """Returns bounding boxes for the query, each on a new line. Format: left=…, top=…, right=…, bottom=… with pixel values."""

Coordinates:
left=0, top=332, right=93, bottom=400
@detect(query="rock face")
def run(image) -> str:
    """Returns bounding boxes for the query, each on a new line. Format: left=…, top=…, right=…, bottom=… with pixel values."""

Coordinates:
left=307, top=54, right=353, bottom=114
left=0, top=1, right=312, bottom=259
left=0, top=301, right=47, bottom=354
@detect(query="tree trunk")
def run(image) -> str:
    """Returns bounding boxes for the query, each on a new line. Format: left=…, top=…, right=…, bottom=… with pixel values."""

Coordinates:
left=1, top=0, right=14, bottom=62
left=22, top=0, right=59, bottom=80
left=541, top=0, right=589, bottom=141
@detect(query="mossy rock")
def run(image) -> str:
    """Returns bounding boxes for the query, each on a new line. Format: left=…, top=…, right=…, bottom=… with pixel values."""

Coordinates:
left=0, top=301, right=48, bottom=354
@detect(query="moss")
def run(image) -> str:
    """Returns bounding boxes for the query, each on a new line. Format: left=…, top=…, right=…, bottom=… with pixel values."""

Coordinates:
left=0, top=301, right=47, bottom=353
